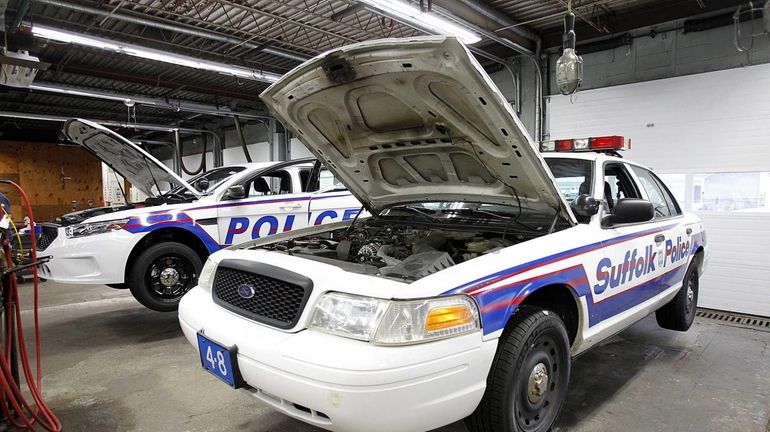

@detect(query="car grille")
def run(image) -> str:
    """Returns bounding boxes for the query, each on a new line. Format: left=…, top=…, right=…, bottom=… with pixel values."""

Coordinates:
left=212, top=262, right=312, bottom=330
left=36, top=224, right=59, bottom=251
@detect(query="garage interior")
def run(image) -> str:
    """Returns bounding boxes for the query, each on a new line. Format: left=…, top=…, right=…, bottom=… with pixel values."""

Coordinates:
left=0, top=0, right=769, bottom=431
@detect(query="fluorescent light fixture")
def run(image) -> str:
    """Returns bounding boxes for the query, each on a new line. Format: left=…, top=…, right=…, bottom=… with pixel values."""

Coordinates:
left=358, top=0, right=481, bottom=44
left=31, top=25, right=281, bottom=83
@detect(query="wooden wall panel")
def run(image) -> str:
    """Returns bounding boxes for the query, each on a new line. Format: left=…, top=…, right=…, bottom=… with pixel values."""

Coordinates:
left=0, top=141, right=103, bottom=222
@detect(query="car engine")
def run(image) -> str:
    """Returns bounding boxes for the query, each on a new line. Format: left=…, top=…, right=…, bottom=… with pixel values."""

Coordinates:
left=261, top=223, right=514, bottom=281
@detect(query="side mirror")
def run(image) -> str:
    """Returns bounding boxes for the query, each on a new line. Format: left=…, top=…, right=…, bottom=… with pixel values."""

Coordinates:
left=571, top=194, right=599, bottom=217
left=602, top=198, right=654, bottom=226
left=224, top=185, right=246, bottom=200
left=195, top=178, right=210, bottom=192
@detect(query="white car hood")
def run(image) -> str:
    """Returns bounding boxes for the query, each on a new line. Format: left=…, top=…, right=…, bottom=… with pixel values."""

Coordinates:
left=261, top=36, right=568, bottom=218
left=63, top=119, right=199, bottom=198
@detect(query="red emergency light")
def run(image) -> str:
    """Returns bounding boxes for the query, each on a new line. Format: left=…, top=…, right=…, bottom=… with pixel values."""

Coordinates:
left=540, top=135, right=631, bottom=152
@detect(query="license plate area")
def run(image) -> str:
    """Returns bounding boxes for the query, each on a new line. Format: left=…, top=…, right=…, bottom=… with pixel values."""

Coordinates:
left=196, top=332, right=244, bottom=388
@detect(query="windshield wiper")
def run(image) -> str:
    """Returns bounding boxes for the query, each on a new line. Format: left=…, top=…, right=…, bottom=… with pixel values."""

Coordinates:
left=441, top=208, right=509, bottom=220
left=385, top=205, right=439, bottom=221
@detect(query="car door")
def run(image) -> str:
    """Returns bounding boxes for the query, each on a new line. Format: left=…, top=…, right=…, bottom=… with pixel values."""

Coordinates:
left=216, top=162, right=311, bottom=246
left=628, top=164, right=691, bottom=286
left=591, top=161, right=681, bottom=325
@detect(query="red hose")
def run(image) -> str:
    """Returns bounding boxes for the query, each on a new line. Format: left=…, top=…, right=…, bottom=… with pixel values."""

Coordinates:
left=0, top=180, right=62, bottom=431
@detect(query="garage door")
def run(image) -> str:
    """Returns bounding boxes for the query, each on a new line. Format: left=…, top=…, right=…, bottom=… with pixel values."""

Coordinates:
left=548, top=63, right=770, bottom=317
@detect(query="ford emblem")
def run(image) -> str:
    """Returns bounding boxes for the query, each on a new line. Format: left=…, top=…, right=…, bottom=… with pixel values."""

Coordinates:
left=237, top=283, right=256, bottom=299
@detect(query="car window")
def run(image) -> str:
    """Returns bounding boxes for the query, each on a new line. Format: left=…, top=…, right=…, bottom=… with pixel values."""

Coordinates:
left=603, top=164, right=640, bottom=212
left=544, top=158, right=593, bottom=202
left=244, top=170, right=292, bottom=197
left=630, top=166, right=679, bottom=218
left=171, top=166, right=246, bottom=196
left=306, top=167, right=345, bottom=193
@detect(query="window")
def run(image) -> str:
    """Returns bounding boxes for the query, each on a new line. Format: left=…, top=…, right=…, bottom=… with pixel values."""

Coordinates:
left=603, top=164, right=640, bottom=212
left=544, top=158, right=593, bottom=202
left=244, top=170, right=292, bottom=196
left=657, top=174, right=686, bottom=206
left=630, top=166, right=680, bottom=218
left=692, top=172, right=770, bottom=212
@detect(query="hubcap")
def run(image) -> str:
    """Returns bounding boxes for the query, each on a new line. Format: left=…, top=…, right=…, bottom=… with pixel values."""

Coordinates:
left=147, top=255, right=195, bottom=298
left=527, top=363, right=549, bottom=404
left=685, top=272, right=696, bottom=315
left=159, top=267, right=180, bottom=287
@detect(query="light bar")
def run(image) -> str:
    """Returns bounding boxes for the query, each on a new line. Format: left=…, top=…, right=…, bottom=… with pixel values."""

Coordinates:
left=540, top=136, right=631, bottom=152
left=358, top=0, right=481, bottom=45
left=31, top=25, right=282, bottom=83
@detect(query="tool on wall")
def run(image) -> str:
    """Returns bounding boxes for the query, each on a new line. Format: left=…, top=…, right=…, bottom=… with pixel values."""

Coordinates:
left=0, top=180, right=61, bottom=431
left=555, top=1, right=583, bottom=96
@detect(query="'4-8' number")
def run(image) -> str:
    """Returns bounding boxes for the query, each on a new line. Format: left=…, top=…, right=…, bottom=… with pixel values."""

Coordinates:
left=205, top=346, right=228, bottom=376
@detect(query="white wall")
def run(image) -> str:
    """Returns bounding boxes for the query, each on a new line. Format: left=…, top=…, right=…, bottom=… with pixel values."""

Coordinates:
left=549, top=62, right=770, bottom=317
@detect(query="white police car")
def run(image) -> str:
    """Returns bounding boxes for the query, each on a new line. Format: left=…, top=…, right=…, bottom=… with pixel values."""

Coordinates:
left=38, top=119, right=361, bottom=311
left=178, top=37, right=707, bottom=432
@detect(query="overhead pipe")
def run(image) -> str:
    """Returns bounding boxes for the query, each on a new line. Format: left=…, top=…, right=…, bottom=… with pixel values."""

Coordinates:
left=0, top=110, right=212, bottom=134
left=35, top=0, right=310, bottom=62
left=27, top=82, right=270, bottom=120
left=233, top=116, right=253, bottom=163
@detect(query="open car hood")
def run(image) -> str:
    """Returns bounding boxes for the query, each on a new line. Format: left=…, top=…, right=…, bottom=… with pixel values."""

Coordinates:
left=261, top=36, right=569, bottom=220
left=63, top=119, right=199, bottom=198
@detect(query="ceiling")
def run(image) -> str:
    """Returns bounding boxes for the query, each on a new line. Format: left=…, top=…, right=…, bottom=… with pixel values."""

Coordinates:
left=0, top=0, right=749, bottom=142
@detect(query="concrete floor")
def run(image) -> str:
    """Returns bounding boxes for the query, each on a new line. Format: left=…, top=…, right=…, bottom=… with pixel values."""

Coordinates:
left=12, top=281, right=770, bottom=431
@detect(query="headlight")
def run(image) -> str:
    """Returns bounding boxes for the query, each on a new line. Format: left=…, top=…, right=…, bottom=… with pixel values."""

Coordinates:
left=197, top=259, right=217, bottom=292
left=65, top=219, right=129, bottom=238
left=308, top=293, right=390, bottom=341
left=309, top=293, right=480, bottom=345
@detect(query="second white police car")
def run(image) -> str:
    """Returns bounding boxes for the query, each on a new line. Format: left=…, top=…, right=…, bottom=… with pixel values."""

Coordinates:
left=38, top=119, right=361, bottom=311
left=179, top=36, right=707, bottom=432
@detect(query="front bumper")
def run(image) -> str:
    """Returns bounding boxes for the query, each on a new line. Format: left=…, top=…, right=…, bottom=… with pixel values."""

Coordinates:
left=179, top=287, right=497, bottom=432
left=38, top=228, right=144, bottom=284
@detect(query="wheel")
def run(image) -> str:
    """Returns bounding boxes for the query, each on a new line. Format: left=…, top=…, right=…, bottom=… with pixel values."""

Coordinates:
left=127, top=242, right=202, bottom=312
left=656, top=260, right=699, bottom=331
left=466, top=306, right=571, bottom=432
left=106, top=283, right=128, bottom=289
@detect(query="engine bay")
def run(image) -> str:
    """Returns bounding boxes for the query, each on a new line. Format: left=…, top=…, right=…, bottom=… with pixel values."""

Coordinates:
left=259, top=222, right=519, bottom=281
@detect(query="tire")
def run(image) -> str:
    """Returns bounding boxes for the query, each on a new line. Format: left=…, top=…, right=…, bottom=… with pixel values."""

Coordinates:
left=106, top=283, right=128, bottom=289
left=656, top=260, right=699, bottom=331
left=466, top=306, right=571, bottom=432
left=127, top=242, right=202, bottom=312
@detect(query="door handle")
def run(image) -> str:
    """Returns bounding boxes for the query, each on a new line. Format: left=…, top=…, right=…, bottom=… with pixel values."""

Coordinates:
left=686, top=227, right=693, bottom=235
left=654, top=234, right=665, bottom=244
left=279, top=203, right=302, bottom=210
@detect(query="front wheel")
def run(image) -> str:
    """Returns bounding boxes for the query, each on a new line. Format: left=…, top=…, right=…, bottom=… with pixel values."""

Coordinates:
left=466, top=306, right=571, bottom=432
left=127, top=242, right=202, bottom=312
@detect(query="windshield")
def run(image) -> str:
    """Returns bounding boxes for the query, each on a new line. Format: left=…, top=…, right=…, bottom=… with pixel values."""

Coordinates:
left=171, top=166, right=247, bottom=197
left=543, top=158, right=593, bottom=202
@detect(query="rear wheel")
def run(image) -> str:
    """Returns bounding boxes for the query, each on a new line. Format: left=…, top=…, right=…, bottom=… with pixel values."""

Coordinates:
left=656, top=260, right=699, bottom=331
left=466, top=306, right=571, bottom=432
left=127, top=242, right=202, bottom=312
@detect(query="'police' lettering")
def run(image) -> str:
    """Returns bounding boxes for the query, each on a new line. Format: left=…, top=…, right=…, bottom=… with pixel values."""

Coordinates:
left=251, top=216, right=279, bottom=239
left=225, top=217, right=249, bottom=244
left=313, top=210, right=337, bottom=225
